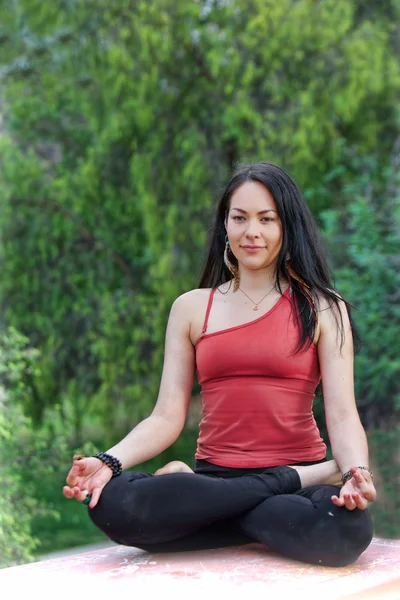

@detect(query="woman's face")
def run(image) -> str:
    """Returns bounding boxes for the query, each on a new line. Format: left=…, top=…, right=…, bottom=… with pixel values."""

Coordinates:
left=225, top=181, right=283, bottom=273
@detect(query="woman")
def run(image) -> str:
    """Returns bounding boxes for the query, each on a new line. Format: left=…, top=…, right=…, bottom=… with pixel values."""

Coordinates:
left=63, top=162, right=376, bottom=566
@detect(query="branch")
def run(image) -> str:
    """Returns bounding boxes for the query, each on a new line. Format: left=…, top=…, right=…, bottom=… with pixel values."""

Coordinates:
left=11, top=197, right=135, bottom=285
left=183, top=42, right=215, bottom=82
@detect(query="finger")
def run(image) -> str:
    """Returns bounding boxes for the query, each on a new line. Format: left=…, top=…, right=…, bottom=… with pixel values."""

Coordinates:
left=343, top=493, right=357, bottom=511
left=352, top=492, right=368, bottom=510
left=88, top=487, right=102, bottom=509
left=66, top=486, right=82, bottom=499
left=351, top=466, right=363, bottom=476
left=68, top=485, right=83, bottom=499
left=364, top=487, right=377, bottom=502
left=353, top=467, right=374, bottom=487
left=350, top=472, right=376, bottom=500
left=63, top=486, right=74, bottom=499
left=73, top=459, right=90, bottom=474
left=65, top=461, right=86, bottom=486
left=352, top=467, right=373, bottom=483
left=74, top=488, right=91, bottom=503
left=65, top=465, right=79, bottom=487
left=351, top=468, right=366, bottom=485
left=331, top=495, right=344, bottom=506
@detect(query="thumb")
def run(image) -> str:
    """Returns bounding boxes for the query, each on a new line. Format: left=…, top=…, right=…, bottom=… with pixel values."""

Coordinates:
left=88, top=487, right=103, bottom=509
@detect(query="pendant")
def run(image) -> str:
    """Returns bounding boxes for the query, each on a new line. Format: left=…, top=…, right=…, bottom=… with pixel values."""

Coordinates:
left=253, top=306, right=258, bottom=311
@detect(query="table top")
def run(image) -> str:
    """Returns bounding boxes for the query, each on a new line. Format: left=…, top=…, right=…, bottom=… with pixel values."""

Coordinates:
left=1, top=537, right=399, bottom=600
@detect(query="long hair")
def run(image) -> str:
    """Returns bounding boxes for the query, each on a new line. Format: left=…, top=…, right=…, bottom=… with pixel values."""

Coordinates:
left=198, top=162, right=360, bottom=353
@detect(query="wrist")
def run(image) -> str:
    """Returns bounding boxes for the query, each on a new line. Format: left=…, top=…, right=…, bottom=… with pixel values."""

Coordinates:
left=93, top=451, right=123, bottom=478
left=341, top=466, right=373, bottom=486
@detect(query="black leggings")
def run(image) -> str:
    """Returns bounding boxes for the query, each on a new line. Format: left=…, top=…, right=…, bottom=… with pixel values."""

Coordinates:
left=88, top=463, right=373, bottom=567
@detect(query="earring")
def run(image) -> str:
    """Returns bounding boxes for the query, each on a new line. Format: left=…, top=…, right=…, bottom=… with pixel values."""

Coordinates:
left=224, top=236, right=240, bottom=292
left=286, top=252, right=291, bottom=261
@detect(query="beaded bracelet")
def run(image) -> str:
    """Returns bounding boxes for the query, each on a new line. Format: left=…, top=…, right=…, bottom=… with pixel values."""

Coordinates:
left=93, top=452, right=123, bottom=478
left=341, top=466, right=373, bottom=486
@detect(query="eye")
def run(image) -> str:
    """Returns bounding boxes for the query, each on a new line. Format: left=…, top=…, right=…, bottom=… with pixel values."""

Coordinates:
left=261, top=217, right=274, bottom=222
left=232, top=215, right=245, bottom=221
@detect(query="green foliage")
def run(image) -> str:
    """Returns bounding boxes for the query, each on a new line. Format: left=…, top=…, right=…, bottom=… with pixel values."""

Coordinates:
left=368, top=428, right=400, bottom=538
left=0, top=328, right=50, bottom=566
left=0, top=401, right=39, bottom=566
left=0, top=0, right=399, bottom=553
left=321, top=159, right=400, bottom=424
left=317, top=159, right=400, bottom=539
left=0, top=327, right=40, bottom=409
left=0, top=0, right=398, bottom=439
left=0, top=327, right=104, bottom=563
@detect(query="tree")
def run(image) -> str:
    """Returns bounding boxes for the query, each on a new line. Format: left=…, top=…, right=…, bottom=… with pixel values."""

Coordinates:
left=0, top=0, right=399, bottom=546
left=321, top=151, right=400, bottom=425
left=0, top=0, right=398, bottom=439
left=0, top=328, right=42, bottom=566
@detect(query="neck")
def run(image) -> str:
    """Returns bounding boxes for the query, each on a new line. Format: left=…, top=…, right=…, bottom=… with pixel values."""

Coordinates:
left=237, top=265, right=280, bottom=292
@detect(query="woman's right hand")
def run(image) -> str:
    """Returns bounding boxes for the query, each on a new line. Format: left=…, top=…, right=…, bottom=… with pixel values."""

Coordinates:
left=63, top=456, right=113, bottom=509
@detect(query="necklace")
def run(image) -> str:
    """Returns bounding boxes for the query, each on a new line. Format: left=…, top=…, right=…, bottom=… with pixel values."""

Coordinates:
left=238, top=284, right=276, bottom=311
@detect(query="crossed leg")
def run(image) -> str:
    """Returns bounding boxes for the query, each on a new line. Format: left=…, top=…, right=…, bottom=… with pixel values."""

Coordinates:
left=235, top=484, right=373, bottom=566
left=88, top=464, right=373, bottom=566
left=89, top=466, right=300, bottom=545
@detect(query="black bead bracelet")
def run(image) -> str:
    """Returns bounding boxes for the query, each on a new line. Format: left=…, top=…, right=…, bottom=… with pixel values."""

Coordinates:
left=93, top=451, right=123, bottom=477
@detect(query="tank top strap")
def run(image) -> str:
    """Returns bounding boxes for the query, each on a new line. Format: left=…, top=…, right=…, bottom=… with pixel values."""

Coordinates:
left=202, top=288, right=217, bottom=334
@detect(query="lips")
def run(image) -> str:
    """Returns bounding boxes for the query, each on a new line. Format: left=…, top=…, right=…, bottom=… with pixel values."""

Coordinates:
left=240, top=245, right=266, bottom=254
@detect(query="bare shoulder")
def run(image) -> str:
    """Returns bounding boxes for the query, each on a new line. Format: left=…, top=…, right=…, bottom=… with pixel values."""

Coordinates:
left=171, top=288, right=213, bottom=313
left=313, top=289, right=351, bottom=340
left=170, top=288, right=212, bottom=321
left=314, top=289, right=348, bottom=316
left=170, top=288, right=214, bottom=345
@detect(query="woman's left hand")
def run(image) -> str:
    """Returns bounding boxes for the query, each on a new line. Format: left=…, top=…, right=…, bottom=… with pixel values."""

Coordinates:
left=331, top=467, right=376, bottom=510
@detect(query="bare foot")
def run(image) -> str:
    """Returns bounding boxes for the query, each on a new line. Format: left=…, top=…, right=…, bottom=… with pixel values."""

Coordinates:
left=154, top=460, right=194, bottom=476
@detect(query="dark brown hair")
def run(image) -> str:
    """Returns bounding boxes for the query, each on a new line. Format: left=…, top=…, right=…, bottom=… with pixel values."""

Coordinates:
left=198, top=161, right=360, bottom=352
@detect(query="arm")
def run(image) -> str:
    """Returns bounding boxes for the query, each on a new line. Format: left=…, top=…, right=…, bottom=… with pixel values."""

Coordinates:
left=107, top=294, right=196, bottom=469
left=64, top=293, right=196, bottom=506
left=317, top=296, right=376, bottom=509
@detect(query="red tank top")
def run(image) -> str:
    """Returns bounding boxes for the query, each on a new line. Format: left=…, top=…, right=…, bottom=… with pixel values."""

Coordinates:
left=195, top=287, right=326, bottom=467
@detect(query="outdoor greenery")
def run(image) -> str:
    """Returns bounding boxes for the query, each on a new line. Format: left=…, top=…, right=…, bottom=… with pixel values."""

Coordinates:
left=0, top=0, right=399, bottom=566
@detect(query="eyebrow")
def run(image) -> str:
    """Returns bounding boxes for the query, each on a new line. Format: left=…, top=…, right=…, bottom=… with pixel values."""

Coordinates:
left=230, top=207, right=277, bottom=215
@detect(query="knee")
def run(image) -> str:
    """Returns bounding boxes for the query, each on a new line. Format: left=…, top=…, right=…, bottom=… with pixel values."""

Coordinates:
left=322, top=507, right=374, bottom=567
left=302, top=486, right=374, bottom=566
left=88, top=473, right=151, bottom=546
left=343, top=507, right=374, bottom=560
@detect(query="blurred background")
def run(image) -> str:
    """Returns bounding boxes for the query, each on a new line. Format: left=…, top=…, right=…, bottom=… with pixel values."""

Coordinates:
left=0, top=0, right=399, bottom=568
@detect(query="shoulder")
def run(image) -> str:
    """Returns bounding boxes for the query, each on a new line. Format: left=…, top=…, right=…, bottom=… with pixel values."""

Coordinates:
left=172, top=288, right=214, bottom=309
left=169, top=289, right=215, bottom=346
left=169, top=288, right=214, bottom=321
left=313, top=289, right=349, bottom=320
left=313, top=289, right=352, bottom=344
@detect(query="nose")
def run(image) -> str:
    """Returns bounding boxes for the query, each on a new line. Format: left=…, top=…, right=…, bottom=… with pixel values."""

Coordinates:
left=245, top=219, right=261, bottom=239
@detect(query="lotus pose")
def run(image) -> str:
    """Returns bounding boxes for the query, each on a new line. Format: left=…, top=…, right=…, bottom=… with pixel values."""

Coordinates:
left=64, top=162, right=376, bottom=566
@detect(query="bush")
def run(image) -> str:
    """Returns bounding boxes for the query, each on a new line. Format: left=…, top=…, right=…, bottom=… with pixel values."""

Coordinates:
left=0, top=327, right=61, bottom=566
